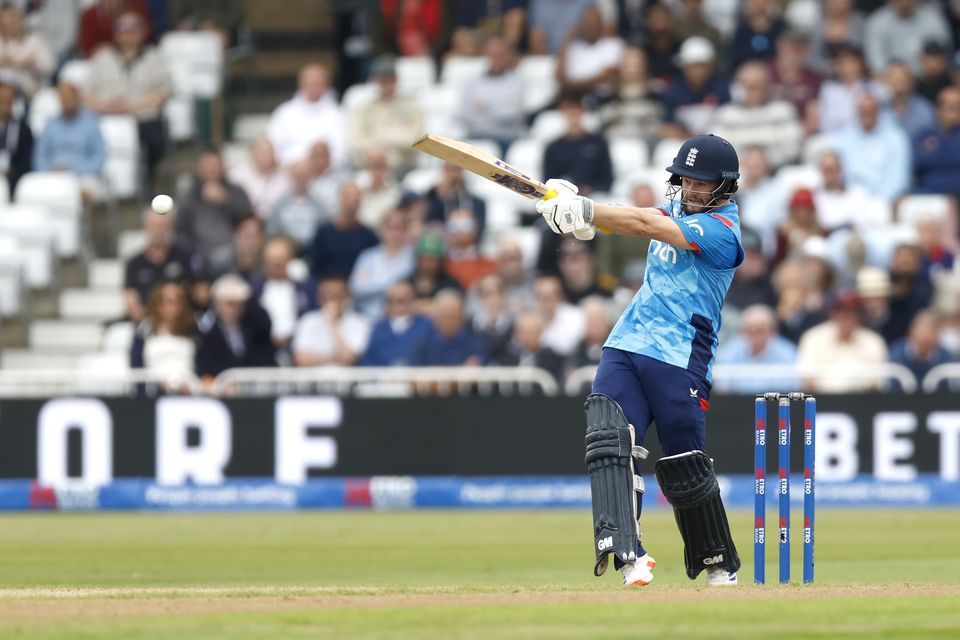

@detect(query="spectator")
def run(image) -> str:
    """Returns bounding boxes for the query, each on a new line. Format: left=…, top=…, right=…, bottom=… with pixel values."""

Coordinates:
left=773, top=188, right=827, bottom=266
left=557, top=238, right=612, bottom=304
left=0, top=81, right=31, bottom=193
left=557, top=5, right=624, bottom=105
left=674, top=0, right=723, bottom=55
left=599, top=46, right=663, bottom=144
left=78, top=0, right=151, bottom=57
left=267, top=63, right=347, bottom=167
left=528, top=0, right=595, bottom=55
left=307, top=140, right=347, bottom=220
left=935, top=274, right=960, bottom=355
left=0, top=3, right=52, bottom=96
left=414, top=288, right=486, bottom=365
left=357, top=148, right=402, bottom=229
left=817, top=43, right=884, bottom=134
left=913, top=86, right=960, bottom=197
left=269, top=159, right=327, bottom=248
left=449, top=0, right=525, bottom=56
left=495, top=236, right=535, bottom=313
left=250, top=237, right=315, bottom=354
left=835, top=92, right=912, bottom=201
left=20, top=0, right=78, bottom=64
left=124, top=207, right=199, bottom=324
left=595, top=181, right=656, bottom=284
left=170, top=0, right=245, bottom=49
left=32, top=81, right=106, bottom=203
left=470, top=272, right=515, bottom=364
left=773, top=258, right=828, bottom=344
left=888, top=243, right=935, bottom=342
left=291, top=276, right=371, bottom=367
left=660, top=36, right=730, bottom=140
left=916, top=41, right=953, bottom=103
left=715, top=304, right=799, bottom=393
left=534, top=274, right=585, bottom=357
left=812, top=149, right=876, bottom=232
left=567, top=296, right=613, bottom=370
left=219, top=214, right=265, bottom=282
left=228, top=136, right=292, bottom=220
left=768, top=30, right=822, bottom=126
left=175, top=149, right=253, bottom=274
left=857, top=265, right=899, bottom=343
left=424, top=163, right=486, bottom=230
left=729, top=0, right=786, bottom=72
left=735, top=146, right=785, bottom=251
left=641, top=1, right=681, bottom=83
left=711, top=61, right=804, bottom=168
left=883, top=60, right=937, bottom=139
left=348, top=55, right=423, bottom=171
left=726, top=227, right=778, bottom=311
left=890, top=309, right=956, bottom=390
left=915, top=215, right=955, bottom=278
left=130, top=281, right=198, bottom=381
left=797, top=290, right=888, bottom=392
left=195, top=274, right=276, bottom=380
left=308, top=180, right=379, bottom=280
left=460, top=37, right=526, bottom=153
left=408, top=231, right=461, bottom=312
left=349, top=209, right=415, bottom=318
left=864, top=0, right=951, bottom=75
left=374, top=0, right=448, bottom=58
left=498, top=309, right=565, bottom=382
left=84, top=10, right=171, bottom=177
left=810, top=0, right=865, bottom=69
left=443, top=208, right=497, bottom=290
left=359, top=280, right=433, bottom=366
left=543, top=93, right=613, bottom=195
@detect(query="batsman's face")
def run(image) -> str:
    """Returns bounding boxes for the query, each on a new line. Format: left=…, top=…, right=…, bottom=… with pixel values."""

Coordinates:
left=681, top=177, right=720, bottom=214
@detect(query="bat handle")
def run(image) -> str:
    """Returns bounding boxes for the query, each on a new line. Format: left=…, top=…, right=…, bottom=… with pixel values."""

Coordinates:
left=543, top=189, right=558, bottom=200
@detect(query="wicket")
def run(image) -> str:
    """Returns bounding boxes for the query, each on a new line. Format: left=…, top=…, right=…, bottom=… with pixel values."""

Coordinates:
left=754, top=392, right=816, bottom=585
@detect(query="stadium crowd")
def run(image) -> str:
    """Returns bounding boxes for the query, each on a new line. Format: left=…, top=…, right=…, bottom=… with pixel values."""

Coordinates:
left=2, top=0, right=960, bottom=393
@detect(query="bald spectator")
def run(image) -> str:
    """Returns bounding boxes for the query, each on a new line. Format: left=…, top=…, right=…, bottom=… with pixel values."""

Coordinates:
left=196, top=274, right=276, bottom=380
left=414, top=288, right=486, bottom=366
left=716, top=304, right=798, bottom=393
left=660, top=36, right=730, bottom=139
left=883, top=61, right=936, bottom=139
left=913, top=86, right=960, bottom=197
left=460, top=37, right=526, bottom=152
left=444, top=209, right=497, bottom=290
left=534, top=274, right=585, bottom=357
left=228, top=136, right=292, bottom=220
left=889, top=310, right=956, bottom=391
left=557, top=6, right=624, bottom=104
left=267, top=63, right=347, bottom=167
left=250, top=237, right=315, bottom=351
left=307, top=180, right=379, bottom=280
left=78, top=0, right=151, bottom=57
left=359, top=280, right=433, bottom=366
left=499, top=309, right=565, bottom=382
left=835, top=93, right=911, bottom=201
left=349, top=209, right=415, bottom=318
left=864, top=0, right=951, bottom=75
left=357, top=148, right=402, bottom=229
left=729, top=0, right=786, bottom=71
left=269, top=159, right=327, bottom=248
left=528, top=0, right=596, bottom=55
left=0, top=3, right=53, bottom=96
left=292, top=277, right=371, bottom=367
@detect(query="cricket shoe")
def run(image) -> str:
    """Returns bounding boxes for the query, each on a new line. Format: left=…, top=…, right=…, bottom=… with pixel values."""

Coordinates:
left=620, top=553, right=656, bottom=586
left=705, top=568, right=738, bottom=586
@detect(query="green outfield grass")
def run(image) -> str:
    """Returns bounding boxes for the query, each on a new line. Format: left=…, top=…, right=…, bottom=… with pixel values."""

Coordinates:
left=0, top=509, right=957, bottom=639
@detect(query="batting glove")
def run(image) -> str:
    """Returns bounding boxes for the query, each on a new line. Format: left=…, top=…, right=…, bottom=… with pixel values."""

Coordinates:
left=537, top=178, right=596, bottom=239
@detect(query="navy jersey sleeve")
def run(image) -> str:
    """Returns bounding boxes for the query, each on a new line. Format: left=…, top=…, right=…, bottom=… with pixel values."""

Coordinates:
left=672, top=212, right=744, bottom=270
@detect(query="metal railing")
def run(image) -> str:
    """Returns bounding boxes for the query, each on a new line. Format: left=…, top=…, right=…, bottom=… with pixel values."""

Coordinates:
left=921, top=363, right=960, bottom=393
left=0, top=369, right=203, bottom=398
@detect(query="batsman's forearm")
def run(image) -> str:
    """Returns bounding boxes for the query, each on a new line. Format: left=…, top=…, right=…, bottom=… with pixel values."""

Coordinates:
left=591, top=203, right=664, bottom=237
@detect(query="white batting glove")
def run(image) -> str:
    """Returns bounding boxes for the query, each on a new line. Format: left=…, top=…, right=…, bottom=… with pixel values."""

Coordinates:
left=545, top=178, right=579, bottom=198
left=536, top=178, right=596, bottom=238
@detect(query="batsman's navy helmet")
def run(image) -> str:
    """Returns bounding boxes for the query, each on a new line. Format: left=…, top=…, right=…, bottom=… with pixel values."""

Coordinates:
left=665, top=134, right=739, bottom=211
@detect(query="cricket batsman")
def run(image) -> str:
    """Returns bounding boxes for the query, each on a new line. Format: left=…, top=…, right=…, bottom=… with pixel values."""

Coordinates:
left=537, top=134, right=743, bottom=587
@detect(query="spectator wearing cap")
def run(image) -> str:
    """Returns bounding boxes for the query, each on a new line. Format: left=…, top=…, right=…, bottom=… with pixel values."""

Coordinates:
left=882, top=60, right=937, bottom=140
left=460, top=37, right=526, bottom=154
left=469, top=272, right=515, bottom=364
left=450, top=0, right=525, bottom=56
left=444, top=209, right=497, bottom=290
left=817, top=44, right=885, bottom=134
left=196, top=274, right=276, bottom=381
left=498, top=309, right=565, bottom=383
left=528, top=0, right=596, bottom=55
left=414, top=288, right=487, bottom=366
left=660, top=36, right=730, bottom=140
left=557, top=6, right=624, bottom=105
left=857, top=265, right=897, bottom=342
left=0, top=81, right=31, bottom=194
left=809, top=0, right=865, bottom=71
left=267, top=63, right=347, bottom=167
left=359, top=280, right=433, bottom=366
left=864, top=0, right=951, bottom=75
left=715, top=304, right=799, bottom=393
left=674, top=0, right=723, bottom=55
left=292, top=276, right=371, bottom=367
left=308, top=180, right=379, bottom=281
left=889, top=310, right=957, bottom=391
left=912, top=86, right=960, bottom=197
left=729, top=0, right=786, bottom=72
left=349, top=209, right=415, bottom=318
left=424, top=163, right=486, bottom=231
left=533, top=274, right=585, bottom=357
left=916, top=41, right=953, bottom=103
left=0, top=3, right=53, bottom=96
left=357, top=148, right=402, bottom=229
left=542, top=92, right=613, bottom=196
left=773, top=188, right=827, bottom=266
left=835, top=92, right=911, bottom=202
left=727, top=227, right=778, bottom=311
left=228, top=136, right=292, bottom=220
left=557, top=238, right=612, bottom=305
left=249, top=237, right=315, bottom=354
left=768, top=30, right=822, bottom=126
left=409, top=231, right=461, bottom=313
left=797, top=290, right=888, bottom=392
left=348, top=55, right=423, bottom=171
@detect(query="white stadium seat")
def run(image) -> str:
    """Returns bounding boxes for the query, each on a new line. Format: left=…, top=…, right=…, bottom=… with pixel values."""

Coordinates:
left=160, top=32, right=223, bottom=98
left=529, top=109, right=602, bottom=142
left=517, top=56, right=557, bottom=84
left=59, top=59, right=91, bottom=89
left=523, top=81, right=557, bottom=114
left=164, top=94, right=195, bottom=141
left=401, top=167, right=441, bottom=194
left=652, top=138, right=684, bottom=172
left=100, top=115, right=140, bottom=200
left=396, top=56, right=436, bottom=93
left=0, top=236, right=24, bottom=316
left=14, top=172, right=83, bottom=257
left=222, top=142, right=251, bottom=171
left=416, top=84, right=460, bottom=122
left=802, top=133, right=838, bottom=165
left=0, top=208, right=56, bottom=288
left=101, top=321, right=136, bottom=353
left=610, top=138, right=650, bottom=180
left=775, top=164, right=822, bottom=196
left=504, top=138, right=545, bottom=187
left=28, top=87, right=60, bottom=137
left=897, top=194, right=952, bottom=225
left=440, top=56, right=488, bottom=87
left=484, top=198, right=522, bottom=233
left=232, top=113, right=271, bottom=143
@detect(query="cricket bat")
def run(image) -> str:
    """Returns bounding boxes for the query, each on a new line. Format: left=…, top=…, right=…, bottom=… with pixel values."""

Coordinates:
left=411, top=134, right=558, bottom=201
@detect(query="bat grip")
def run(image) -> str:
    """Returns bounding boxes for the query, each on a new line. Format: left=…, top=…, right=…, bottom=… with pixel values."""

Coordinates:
left=543, top=189, right=558, bottom=200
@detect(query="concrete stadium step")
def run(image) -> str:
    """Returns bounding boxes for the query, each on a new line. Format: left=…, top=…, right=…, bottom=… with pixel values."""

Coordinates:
left=30, top=320, right=103, bottom=351
left=60, top=288, right=125, bottom=320
left=0, top=349, right=81, bottom=370
left=90, top=259, right=123, bottom=289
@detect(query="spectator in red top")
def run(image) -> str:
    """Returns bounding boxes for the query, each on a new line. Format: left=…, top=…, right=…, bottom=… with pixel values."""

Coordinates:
left=78, top=0, right=151, bottom=58
left=375, top=0, right=448, bottom=58
left=444, top=209, right=497, bottom=290
left=773, top=188, right=827, bottom=266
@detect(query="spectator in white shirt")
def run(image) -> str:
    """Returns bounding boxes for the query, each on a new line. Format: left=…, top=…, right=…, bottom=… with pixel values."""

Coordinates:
left=356, top=148, right=401, bottom=229
left=0, top=3, right=53, bottom=96
left=292, top=276, right=372, bottom=367
left=252, top=237, right=314, bottom=354
left=349, top=209, right=414, bottom=319
left=267, top=63, right=348, bottom=167
left=228, top=136, right=292, bottom=220
left=269, top=158, right=328, bottom=248
left=557, top=5, right=624, bottom=104
left=307, top=140, right=346, bottom=221
left=812, top=149, right=877, bottom=232
left=533, top=274, right=585, bottom=357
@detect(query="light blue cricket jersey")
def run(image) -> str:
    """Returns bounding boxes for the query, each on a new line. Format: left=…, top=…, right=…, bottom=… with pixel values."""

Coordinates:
left=604, top=199, right=745, bottom=383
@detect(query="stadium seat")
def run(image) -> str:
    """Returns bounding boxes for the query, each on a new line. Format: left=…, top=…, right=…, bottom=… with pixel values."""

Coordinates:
left=610, top=138, right=650, bottom=180
left=0, top=236, right=23, bottom=316
left=164, top=94, right=195, bottom=142
left=59, top=59, right=91, bottom=89
left=101, top=321, right=135, bottom=353
left=416, top=84, right=460, bottom=123
left=401, top=167, right=441, bottom=194
left=785, top=0, right=821, bottom=32
left=342, top=82, right=378, bottom=114
left=652, top=138, right=684, bottom=172
left=484, top=197, right=522, bottom=233
left=523, top=81, right=557, bottom=114
left=0, top=208, right=56, bottom=288
left=517, top=56, right=557, bottom=85
left=897, top=194, right=952, bottom=225
left=611, top=167, right=671, bottom=202
left=100, top=115, right=141, bottom=200
left=802, top=133, right=837, bottom=165
left=504, top=138, right=545, bottom=185
left=232, top=113, right=271, bottom=143
left=529, top=109, right=601, bottom=142
left=775, top=164, right=822, bottom=196
left=440, top=56, right=488, bottom=88
left=27, top=87, right=60, bottom=137
left=222, top=141, right=251, bottom=171
left=160, top=32, right=223, bottom=99
left=704, top=0, right=740, bottom=36
left=14, top=173, right=83, bottom=257
left=0, top=175, right=7, bottom=204
left=396, top=56, right=436, bottom=94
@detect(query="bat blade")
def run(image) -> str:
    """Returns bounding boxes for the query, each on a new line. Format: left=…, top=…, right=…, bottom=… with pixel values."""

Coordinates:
left=412, top=134, right=556, bottom=200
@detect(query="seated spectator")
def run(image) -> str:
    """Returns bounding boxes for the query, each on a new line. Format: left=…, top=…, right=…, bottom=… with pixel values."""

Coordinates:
left=543, top=93, right=613, bottom=196
left=449, top=0, right=525, bottom=56
left=250, top=237, right=315, bottom=354
left=414, top=288, right=486, bottom=366
left=498, top=309, right=564, bottom=382
left=857, top=265, right=899, bottom=343
left=673, top=0, right=723, bottom=54
left=359, top=280, right=433, bottom=366
left=291, top=276, right=371, bottom=367
left=196, top=274, right=276, bottom=380
left=373, top=0, right=448, bottom=58
left=84, top=10, right=171, bottom=177
left=817, top=43, right=884, bottom=134
left=599, top=46, right=662, bottom=144
left=567, top=296, right=613, bottom=370
left=267, top=63, right=347, bottom=167
left=890, top=309, right=956, bottom=391
left=797, top=290, right=888, bottom=392
left=864, top=0, right=951, bottom=75
left=528, top=0, right=595, bottom=55
left=557, top=238, right=612, bottom=304
left=408, top=231, right=461, bottom=312
left=0, top=81, right=32, bottom=193
left=883, top=61, right=936, bottom=140
left=773, top=258, right=828, bottom=344
left=349, top=209, right=415, bottom=318
left=715, top=304, right=799, bottom=393
left=557, top=6, right=623, bottom=105
left=219, top=214, right=265, bottom=282
left=916, top=41, right=953, bottom=103
left=912, top=86, right=960, bottom=197
left=444, top=209, right=497, bottom=290
left=170, top=0, right=245, bottom=49
left=835, top=93, right=911, bottom=202
left=887, top=243, right=934, bottom=343
left=228, top=136, right=292, bottom=220
left=915, top=216, right=955, bottom=279
left=308, top=180, right=379, bottom=280
left=269, top=159, right=327, bottom=248
left=660, top=36, right=730, bottom=140
left=0, top=3, right=53, bottom=96
left=641, top=2, right=681, bottom=83
left=712, top=61, right=803, bottom=168
left=767, top=29, right=822, bottom=129
left=78, top=0, right=151, bottom=57
left=175, top=149, right=253, bottom=274
left=773, top=188, right=827, bottom=266
left=460, top=37, right=526, bottom=153
left=534, top=274, right=585, bottom=357
left=809, top=0, right=865, bottom=70
left=124, top=207, right=200, bottom=323
left=357, top=148, right=401, bottom=229
left=21, top=0, right=78, bottom=65
left=726, top=228, right=778, bottom=311
left=735, top=146, right=785, bottom=250
left=424, top=163, right=486, bottom=230
left=729, top=0, right=786, bottom=71
left=812, top=149, right=876, bottom=232
left=32, top=81, right=106, bottom=203
left=307, top=140, right=347, bottom=220
left=469, top=272, right=514, bottom=364
left=596, top=181, right=656, bottom=282
left=130, top=281, right=198, bottom=381
left=495, top=237, right=535, bottom=313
